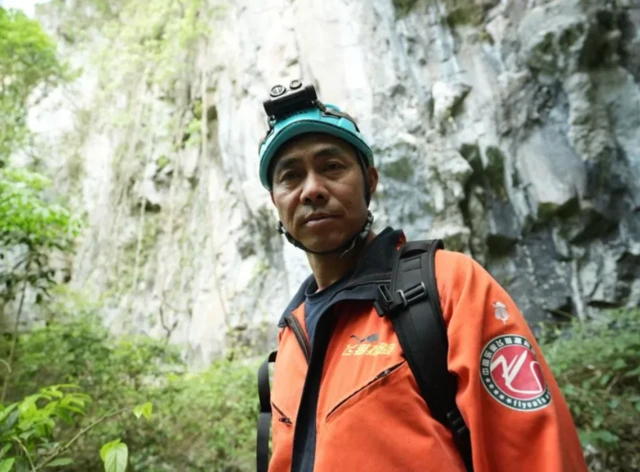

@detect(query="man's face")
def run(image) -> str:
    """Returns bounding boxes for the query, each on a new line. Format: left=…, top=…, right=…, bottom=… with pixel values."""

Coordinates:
left=270, top=133, right=378, bottom=253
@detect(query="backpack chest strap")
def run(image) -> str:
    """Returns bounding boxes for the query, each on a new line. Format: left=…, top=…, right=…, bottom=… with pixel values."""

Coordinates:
left=374, top=239, right=474, bottom=472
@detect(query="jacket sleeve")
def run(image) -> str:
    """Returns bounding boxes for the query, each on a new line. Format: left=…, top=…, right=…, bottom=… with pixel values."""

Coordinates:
left=436, top=250, right=588, bottom=472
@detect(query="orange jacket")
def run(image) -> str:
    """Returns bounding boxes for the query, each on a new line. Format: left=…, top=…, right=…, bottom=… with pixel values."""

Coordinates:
left=269, top=228, right=587, bottom=471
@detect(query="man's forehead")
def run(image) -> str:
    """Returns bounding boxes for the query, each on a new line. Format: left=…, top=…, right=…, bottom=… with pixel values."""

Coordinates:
left=273, top=134, right=356, bottom=167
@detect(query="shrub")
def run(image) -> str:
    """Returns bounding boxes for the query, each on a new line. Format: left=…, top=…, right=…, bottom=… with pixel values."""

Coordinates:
left=4, top=303, right=257, bottom=471
left=8, top=293, right=638, bottom=471
left=541, top=309, right=640, bottom=472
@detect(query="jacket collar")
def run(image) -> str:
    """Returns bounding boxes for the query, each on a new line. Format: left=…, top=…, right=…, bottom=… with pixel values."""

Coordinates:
left=277, top=227, right=404, bottom=326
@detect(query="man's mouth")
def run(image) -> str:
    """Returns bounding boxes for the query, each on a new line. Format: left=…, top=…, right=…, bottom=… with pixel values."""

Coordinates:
left=303, top=213, right=336, bottom=225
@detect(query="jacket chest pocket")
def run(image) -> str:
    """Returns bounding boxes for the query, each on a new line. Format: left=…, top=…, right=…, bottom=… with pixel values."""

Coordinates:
left=270, top=330, right=307, bottom=430
left=270, top=393, right=296, bottom=450
left=271, top=401, right=293, bottom=426
left=271, top=375, right=299, bottom=426
left=324, top=360, right=408, bottom=423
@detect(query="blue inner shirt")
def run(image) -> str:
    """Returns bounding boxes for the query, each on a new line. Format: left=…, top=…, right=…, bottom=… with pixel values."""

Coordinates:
left=304, top=272, right=353, bottom=347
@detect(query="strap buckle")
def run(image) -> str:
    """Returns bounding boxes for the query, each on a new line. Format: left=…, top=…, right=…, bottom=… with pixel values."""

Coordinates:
left=374, top=282, right=427, bottom=317
left=374, top=284, right=393, bottom=316
left=399, top=281, right=427, bottom=307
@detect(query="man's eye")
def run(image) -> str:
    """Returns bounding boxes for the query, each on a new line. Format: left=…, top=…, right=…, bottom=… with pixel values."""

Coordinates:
left=326, top=162, right=343, bottom=171
left=280, top=171, right=297, bottom=182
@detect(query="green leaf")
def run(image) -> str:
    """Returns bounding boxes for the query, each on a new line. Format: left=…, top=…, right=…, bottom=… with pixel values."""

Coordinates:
left=47, top=457, right=73, bottom=467
left=132, top=402, right=152, bottom=420
left=100, top=439, right=121, bottom=462
left=0, top=443, right=10, bottom=459
left=103, top=442, right=128, bottom=472
left=0, top=409, right=19, bottom=436
left=611, top=359, right=627, bottom=370
left=593, top=414, right=604, bottom=428
left=595, top=430, right=619, bottom=444
left=0, top=404, right=18, bottom=425
left=0, top=458, right=14, bottom=472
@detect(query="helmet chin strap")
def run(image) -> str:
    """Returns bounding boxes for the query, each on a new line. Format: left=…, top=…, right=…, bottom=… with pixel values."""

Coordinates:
left=277, top=211, right=374, bottom=259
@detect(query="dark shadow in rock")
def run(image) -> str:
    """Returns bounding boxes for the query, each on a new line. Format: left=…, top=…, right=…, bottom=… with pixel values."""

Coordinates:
left=615, top=251, right=640, bottom=303
left=486, top=198, right=520, bottom=255
left=144, top=200, right=161, bottom=213
left=618, top=7, right=640, bottom=82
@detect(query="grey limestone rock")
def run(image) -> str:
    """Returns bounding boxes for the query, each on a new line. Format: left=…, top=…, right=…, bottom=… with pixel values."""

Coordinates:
left=18, top=0, right=640, bottom=362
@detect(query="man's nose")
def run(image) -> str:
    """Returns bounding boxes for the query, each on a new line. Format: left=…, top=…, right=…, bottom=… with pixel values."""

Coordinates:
left=300, top=172, right=328, bottom=204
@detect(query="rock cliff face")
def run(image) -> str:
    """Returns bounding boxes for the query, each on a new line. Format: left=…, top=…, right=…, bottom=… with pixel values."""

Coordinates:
left=29, top=0, right=640, bottom=365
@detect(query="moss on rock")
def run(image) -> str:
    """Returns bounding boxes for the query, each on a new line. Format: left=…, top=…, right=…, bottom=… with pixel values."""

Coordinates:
left=382, top=156, right=415, bottom=182
left=443, top=0, right=486, bottom=27
left=484, top=146, right=508, bottom=200
left=393, top=0, right=420, bottom=18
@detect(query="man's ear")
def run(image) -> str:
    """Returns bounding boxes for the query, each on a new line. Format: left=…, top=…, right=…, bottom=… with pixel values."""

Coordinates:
left=270, top=191, right=275, bottom=205
left=367, top=167, right=379, bottom=197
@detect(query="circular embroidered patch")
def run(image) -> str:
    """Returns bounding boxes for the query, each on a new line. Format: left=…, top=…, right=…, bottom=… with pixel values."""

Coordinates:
left=480, top=335, right=551, bottom=411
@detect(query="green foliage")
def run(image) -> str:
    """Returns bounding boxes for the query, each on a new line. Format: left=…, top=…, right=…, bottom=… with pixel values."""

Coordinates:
left=148, top=358, right=257, bottom=471
left=0, top=383, right=153, bottom=472
left=0, top=168, right=79, bottom=251
left=0, top=7, right=70, bottom=161
left=95, top=0, right=210, bottom=107
left=0, top=384, right=88, bottom=471
left=9, top=309, right=181, bottom=407
left=48, top=0, right=123, bottom=43
left=0, top=167, right=79, bottom=306
left=6, top=300, right=257, bottom=471
left=0, top=166, right=81, bottom=404
left=541, top=309, right=640, bottom=471
left=6, top=294, right=640, bottom=472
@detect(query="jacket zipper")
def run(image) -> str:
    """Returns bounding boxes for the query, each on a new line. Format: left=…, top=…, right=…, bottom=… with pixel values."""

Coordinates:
left=325, top=361, right=406, bottom=420
left=285, top=314, right=311, bottom=365
left=271, top=401, right=292, bottom=425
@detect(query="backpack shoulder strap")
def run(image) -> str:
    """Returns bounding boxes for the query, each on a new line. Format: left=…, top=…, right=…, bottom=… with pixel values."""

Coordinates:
left=374, top=239, right=473, bottom=472
left=257, top=350, right=277, bottom=472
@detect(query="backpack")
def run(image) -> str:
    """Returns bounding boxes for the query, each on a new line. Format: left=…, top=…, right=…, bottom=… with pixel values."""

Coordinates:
left=257, top=240, right=473, bottom=472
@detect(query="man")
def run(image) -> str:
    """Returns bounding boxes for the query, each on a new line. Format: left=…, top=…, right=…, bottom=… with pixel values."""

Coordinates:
left=257, top=82, right=587, bottom=471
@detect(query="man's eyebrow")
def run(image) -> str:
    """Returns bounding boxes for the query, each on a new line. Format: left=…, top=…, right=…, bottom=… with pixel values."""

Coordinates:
left=273, top=156, right=299, bottom=175
left=273, top=144, right=347, bottom=175
left=274, top=145, right=349, bottom=174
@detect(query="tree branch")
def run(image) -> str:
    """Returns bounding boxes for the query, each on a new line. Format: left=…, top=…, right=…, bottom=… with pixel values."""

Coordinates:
left=34, top=406, right=131, bottom=471
left=1, top=256, right=31, bottom=403
left=14, top=436, right=37, bottom=472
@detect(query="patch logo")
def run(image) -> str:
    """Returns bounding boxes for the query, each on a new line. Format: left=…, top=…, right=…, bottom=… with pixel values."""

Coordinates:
left=493, top=301, right=509, bottom=324
left=480, top=335, right=551, bottom=411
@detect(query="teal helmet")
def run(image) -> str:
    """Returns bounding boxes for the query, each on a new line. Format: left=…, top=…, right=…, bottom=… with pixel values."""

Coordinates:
left=258, top=92, right=374, bottom=190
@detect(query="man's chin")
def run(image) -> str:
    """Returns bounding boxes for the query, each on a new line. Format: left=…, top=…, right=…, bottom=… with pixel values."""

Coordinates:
left=298, top=233, right=348, bottom=254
